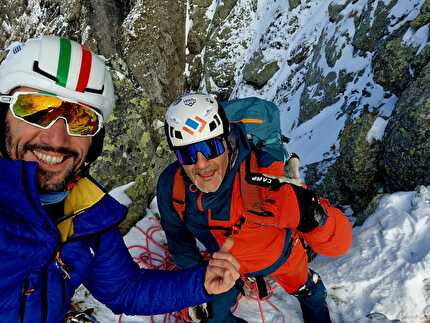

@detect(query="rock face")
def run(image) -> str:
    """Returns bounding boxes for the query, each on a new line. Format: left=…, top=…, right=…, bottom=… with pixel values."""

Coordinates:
left=1, top=0, right=429, bottom=225
left=382, top=63, right=430, bottom=193
left=312, top=111, right=383, bottom=214
left=89, top=76, right=174, bottom=233
left=120, top=0, right=186, bottom=105
left=243, top=51, right=280, bottom=89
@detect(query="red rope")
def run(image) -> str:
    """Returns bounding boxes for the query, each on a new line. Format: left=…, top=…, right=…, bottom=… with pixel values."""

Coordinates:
left=234, top=277, right=286, bottom=323
left=118, top=223, right=180, bottom=322
left=118, top=219, right=284, bottom=323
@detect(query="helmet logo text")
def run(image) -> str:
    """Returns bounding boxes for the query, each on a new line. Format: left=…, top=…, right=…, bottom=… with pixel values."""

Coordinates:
left=183, top=97, right=197, bottom=107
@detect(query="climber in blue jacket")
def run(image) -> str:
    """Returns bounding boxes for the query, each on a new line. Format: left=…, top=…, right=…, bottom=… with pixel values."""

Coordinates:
left=0, top=35, right=240, bottom=323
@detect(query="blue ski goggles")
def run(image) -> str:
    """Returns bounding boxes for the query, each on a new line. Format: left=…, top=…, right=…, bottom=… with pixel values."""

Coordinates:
left=174, top=137, right=226, bottom=165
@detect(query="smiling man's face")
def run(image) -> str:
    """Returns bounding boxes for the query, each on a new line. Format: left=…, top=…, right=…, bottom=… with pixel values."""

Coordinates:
left=3, top=87, right=92, bottom=192
left=182, top=142, right=229, bottom=193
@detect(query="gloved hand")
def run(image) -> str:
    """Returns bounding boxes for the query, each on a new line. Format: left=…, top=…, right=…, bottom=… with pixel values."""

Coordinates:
left=180, top=303, right=210, bottom=322
left=294, top=186, right=327, bottom=232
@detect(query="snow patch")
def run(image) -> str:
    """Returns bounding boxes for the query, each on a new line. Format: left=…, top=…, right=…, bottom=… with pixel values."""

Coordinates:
left=287, top=99, right=346, bottom=166
left=402, top=24, right=430, bottom=55
left=366, top=117, right=388, bottom=143
left=314, top=186, right=430, bottom=322
left=205, top=0, right=219, bottom=20
left=388, top=0, right=427, bottom=33
left=108, top=182, right=135, bottom=207
left=122, top=0, right=143, bottom=38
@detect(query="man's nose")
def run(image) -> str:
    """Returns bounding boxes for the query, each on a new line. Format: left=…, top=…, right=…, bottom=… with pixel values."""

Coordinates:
left=195, top=152, right=210, bottom=168
left=40, top=118, right=70, bottom=146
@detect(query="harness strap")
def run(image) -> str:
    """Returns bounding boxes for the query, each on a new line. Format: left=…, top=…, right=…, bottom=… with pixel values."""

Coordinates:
left=239, top=150, right=285, bottom=216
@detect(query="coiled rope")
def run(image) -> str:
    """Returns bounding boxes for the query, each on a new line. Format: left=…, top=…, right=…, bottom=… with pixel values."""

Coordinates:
left=118, top=218, right=285, bottom=323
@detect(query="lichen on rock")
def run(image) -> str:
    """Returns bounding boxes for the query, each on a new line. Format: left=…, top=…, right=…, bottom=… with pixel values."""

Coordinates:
left=313, top=111, right=383, bottom=214
left=243, top=51, right=279, bottom=89
left=90, top=75, right=174, bottom=233
left=382, top=62, right=430, bottom=192
left=373, top=27, right=430, bottom=96
left=352, top=0, right=396, bottom=53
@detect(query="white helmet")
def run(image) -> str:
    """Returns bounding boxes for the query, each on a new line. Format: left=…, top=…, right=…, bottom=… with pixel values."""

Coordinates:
left=0, top=35, right=115, bottom=120
left=165, top=93, right=228, bottom=147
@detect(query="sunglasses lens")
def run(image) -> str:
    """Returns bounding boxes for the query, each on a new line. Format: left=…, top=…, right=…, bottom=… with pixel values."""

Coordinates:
left=62, top=101, right=100, bottom=136
left=12, top=93, right=101, bottom=136
left=175, top=137, right=225, bottom=165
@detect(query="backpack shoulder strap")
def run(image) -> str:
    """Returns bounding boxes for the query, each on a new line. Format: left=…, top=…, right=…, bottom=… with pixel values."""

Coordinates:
left=172, top=167, right=186, bottom=221
left=243, top=150, right=284, bottom=189
left=239, top=149, right=290, bottom=214
left=239, top=151, right=261, bottom=212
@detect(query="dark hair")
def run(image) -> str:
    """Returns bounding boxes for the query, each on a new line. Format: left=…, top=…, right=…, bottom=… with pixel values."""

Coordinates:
left=0, top=103, right=9, bottom=158
left=85, top=127, right=105, bottom=163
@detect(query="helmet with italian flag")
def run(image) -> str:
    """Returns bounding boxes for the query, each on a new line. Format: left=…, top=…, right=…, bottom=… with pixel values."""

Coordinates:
left=0, top=35, right=115, bottom=120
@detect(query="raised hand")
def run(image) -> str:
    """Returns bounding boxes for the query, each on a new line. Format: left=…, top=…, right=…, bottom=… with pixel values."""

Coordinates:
left=204, top=237, right=240, bottom=295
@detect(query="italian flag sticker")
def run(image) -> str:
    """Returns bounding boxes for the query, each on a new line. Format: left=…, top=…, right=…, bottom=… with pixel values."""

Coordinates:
left=56, top=38, right=93, bottom=92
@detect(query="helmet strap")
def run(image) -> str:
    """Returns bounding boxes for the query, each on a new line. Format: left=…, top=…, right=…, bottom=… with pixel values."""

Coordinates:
left=0, top=103, right=11, bottom=160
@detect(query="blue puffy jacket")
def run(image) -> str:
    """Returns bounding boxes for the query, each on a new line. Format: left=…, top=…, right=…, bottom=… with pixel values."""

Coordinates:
left=0, top=159, right=210, bottom=322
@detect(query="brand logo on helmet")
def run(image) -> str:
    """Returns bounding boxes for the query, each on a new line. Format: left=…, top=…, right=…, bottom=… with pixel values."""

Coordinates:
left=182, top=116, right=207, bottom=135
left=183, top=97, right=197, bottom=107
left=12, top=45, right=23, bottom=54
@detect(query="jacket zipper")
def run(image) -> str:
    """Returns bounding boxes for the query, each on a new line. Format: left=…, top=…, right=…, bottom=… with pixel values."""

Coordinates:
left=41, top=270, right=48, bottom=322
left=19, top=279, right=29, bottom=323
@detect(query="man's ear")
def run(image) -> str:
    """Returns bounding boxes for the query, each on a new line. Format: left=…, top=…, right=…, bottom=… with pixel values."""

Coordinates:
left=85, top=127, right=105, bottom=164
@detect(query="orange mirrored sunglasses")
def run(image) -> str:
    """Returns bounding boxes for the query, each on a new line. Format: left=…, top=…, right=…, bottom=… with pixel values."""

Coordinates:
left=0, top=92, right=103, bottom=137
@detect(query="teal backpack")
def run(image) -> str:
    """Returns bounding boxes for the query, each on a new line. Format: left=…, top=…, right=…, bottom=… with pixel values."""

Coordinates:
left=220, top=97, right=289, bottom=168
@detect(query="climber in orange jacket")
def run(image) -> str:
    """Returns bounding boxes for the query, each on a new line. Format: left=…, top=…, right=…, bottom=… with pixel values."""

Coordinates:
left=157, top=93, right=352, bottom=323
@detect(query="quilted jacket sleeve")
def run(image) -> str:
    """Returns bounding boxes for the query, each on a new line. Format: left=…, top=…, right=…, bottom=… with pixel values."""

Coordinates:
left=83, top=228, right=210, bottom=315
left=157, top=163, right=203, bottom=269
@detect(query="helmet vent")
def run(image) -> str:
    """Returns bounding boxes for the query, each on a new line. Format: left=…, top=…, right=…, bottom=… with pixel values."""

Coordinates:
left=209, top=121, right=217, bottom=131
left=33, top=61, right=57, bottom=82
left=174, top=130, right=183, bottom=139
left=84, top=85, right=104, bottom=95
left=12, top=45, right=23, bottom=54
left=168, top=125, right=174, bottom=137
left=214, top=114, right=221, bottom=125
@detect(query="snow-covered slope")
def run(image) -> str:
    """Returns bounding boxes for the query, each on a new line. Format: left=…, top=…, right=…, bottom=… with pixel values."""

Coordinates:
left=214, top=0, right=424, bottom=167
left=75, top=185, right=430, bottom=322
